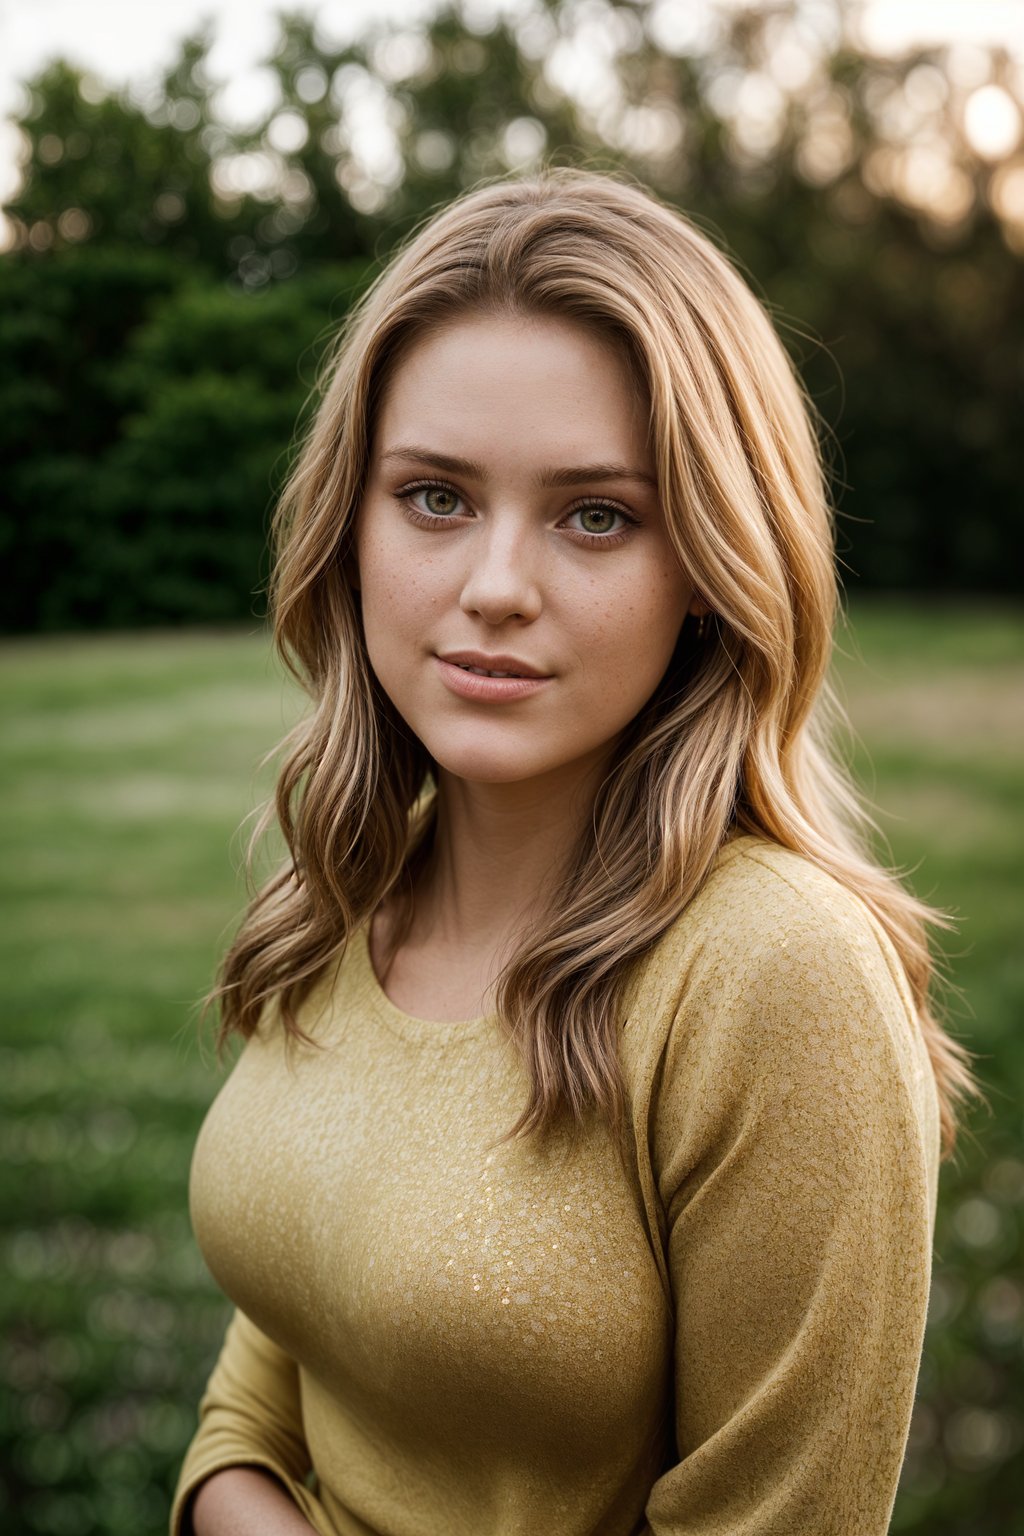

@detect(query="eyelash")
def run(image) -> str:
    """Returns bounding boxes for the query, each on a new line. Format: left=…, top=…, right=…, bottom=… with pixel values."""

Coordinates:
left=393, top=478, right=639, bottom=548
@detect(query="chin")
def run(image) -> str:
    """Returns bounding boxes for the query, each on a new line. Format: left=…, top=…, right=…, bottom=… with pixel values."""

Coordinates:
left=423, top=731, right=568, bottom=786
left=431, top=752, right=551, bottom=786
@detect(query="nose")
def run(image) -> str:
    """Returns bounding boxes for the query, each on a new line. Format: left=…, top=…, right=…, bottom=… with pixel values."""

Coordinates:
left=458, top=520, right=543, bottom=625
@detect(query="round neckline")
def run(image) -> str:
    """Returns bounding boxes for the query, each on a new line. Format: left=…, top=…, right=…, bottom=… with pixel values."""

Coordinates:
left=351, top=922, right=497, bottom=1045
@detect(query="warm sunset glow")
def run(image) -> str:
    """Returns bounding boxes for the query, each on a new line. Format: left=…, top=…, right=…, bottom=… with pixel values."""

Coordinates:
left=990, top=156, right=1024, bottom=251
left=964, top=84, right=1022, bottom=158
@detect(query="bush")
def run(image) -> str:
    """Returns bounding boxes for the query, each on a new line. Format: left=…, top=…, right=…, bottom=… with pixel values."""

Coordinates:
left=3, top=255, right=373, bottom=631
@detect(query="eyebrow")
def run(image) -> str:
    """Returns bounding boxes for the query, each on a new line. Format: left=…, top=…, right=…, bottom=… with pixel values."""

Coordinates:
left=379, top=445, right=657, bottom=490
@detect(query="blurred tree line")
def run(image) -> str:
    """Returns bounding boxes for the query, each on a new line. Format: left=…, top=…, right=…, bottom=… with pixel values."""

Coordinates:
left=2, top=0, right=1022, bottom=632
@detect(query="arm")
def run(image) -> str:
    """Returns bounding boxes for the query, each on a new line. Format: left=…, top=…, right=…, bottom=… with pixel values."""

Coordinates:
left=192, top=1468, right=320, bottom=1536
left=643, top=893, right=939, bottom=1534
left=171, top=1307, right=328, bottom=1536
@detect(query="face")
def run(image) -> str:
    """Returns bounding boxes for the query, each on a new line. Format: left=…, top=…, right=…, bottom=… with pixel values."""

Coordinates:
left=353, top=311, right=700, bottom=794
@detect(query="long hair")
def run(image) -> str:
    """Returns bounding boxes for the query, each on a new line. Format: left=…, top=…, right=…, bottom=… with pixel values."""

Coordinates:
left=206, top=165, right=983, bottom=1159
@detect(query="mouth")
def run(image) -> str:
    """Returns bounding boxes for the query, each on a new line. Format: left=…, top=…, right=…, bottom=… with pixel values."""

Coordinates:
left=437, top=651, right=550, bottom=680
left=434, top=655, right=553, bottom=700
left=453, top=663, right=527, bottom=679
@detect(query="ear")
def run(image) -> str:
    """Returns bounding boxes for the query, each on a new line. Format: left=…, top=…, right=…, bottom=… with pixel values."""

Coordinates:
left=687, top=594, right=710, bottom=619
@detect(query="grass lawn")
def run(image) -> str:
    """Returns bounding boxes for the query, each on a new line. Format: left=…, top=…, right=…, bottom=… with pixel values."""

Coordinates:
left=1, top=602, right=1022, bottom=1535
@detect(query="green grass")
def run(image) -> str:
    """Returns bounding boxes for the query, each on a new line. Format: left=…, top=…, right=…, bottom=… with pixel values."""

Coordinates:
left=834, top=600, right=1023, bottom=1093
left=1, top=604, right=1022, bottom=1535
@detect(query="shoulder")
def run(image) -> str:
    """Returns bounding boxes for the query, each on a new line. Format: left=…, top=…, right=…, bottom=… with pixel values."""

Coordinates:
left=621, top=835, right=916, bottom=1080
left=699, top=832, right=877, bottom=935
left=690, top=834, right=893, bottom=982
left=629, top=835, right=897, bottom=1007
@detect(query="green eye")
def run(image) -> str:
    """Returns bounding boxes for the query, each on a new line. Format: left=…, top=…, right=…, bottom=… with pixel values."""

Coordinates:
left=424, top=486, right=460, bottom=516
left=578, top=506, right=619, bottom=534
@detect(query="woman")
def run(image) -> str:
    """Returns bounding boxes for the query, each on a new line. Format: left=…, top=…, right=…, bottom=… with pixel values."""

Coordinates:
left=170, top=167, right=981, bottom=1536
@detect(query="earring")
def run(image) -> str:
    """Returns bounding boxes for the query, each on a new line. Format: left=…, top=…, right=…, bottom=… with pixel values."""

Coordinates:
left=696, top=613, right=707, bottom=640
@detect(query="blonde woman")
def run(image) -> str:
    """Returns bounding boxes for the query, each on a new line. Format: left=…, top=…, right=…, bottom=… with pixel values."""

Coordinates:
left=170, top=168, right=981, bottom=1536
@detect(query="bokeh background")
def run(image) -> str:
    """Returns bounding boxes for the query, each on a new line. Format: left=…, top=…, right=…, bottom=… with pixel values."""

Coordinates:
left=1, top=0, right=1022, bottom=1532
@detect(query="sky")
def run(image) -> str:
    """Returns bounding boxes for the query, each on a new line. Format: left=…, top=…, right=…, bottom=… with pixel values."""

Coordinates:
left=2, top=0, right=1023, bottom=205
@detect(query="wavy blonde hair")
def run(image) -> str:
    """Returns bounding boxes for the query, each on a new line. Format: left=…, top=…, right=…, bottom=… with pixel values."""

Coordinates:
left=207, top=165, right=983, bottom=1159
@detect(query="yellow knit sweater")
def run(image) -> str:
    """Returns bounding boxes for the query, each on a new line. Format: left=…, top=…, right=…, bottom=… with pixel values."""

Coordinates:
left=171, top=835, right=941, bottom=1536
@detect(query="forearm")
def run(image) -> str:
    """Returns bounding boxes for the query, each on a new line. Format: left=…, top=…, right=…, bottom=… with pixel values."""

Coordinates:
left=190, top=1466, right=321, bottom=1536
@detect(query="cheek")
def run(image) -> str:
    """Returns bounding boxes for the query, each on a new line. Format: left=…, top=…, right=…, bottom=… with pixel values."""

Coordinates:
left=645, top=557, right=692, bottom=647
left=354, top=524, right=398, bottom=663
left=567, top=563, right=688, bottom=685
left=356, top=525, right=454, bottom=684
left=358, top=522, right=423, bottom=621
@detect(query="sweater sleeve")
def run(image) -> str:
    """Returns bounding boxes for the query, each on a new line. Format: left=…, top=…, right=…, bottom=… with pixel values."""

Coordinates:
left=641, top=867, right=940, bottom=1535
left=169, top=1306, right=331, bottom=1536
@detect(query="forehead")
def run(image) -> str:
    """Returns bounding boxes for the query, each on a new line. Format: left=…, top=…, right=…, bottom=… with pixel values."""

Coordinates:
left=374, top=312, right=651, bottom=466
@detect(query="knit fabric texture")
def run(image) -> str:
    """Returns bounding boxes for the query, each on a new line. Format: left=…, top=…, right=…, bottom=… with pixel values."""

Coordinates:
left=170, top=835, right=941, bottom=1536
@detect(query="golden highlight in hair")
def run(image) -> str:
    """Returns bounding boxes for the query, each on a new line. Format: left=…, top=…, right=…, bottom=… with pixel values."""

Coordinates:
left=204, top=166, right=983, bottom=1160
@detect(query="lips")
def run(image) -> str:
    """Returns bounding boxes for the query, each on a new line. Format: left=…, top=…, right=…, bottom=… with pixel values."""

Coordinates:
left=437, top=650, right=550, bottom=679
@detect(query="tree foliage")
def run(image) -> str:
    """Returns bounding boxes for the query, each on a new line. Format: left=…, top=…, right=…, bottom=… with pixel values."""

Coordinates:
left=0, top=252, right=368, bottom=629
left=2, top=0, right=1021, bottom=633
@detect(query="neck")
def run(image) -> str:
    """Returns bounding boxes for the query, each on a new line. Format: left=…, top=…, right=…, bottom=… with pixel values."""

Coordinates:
left=411, top=754, right=608, bottom=954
